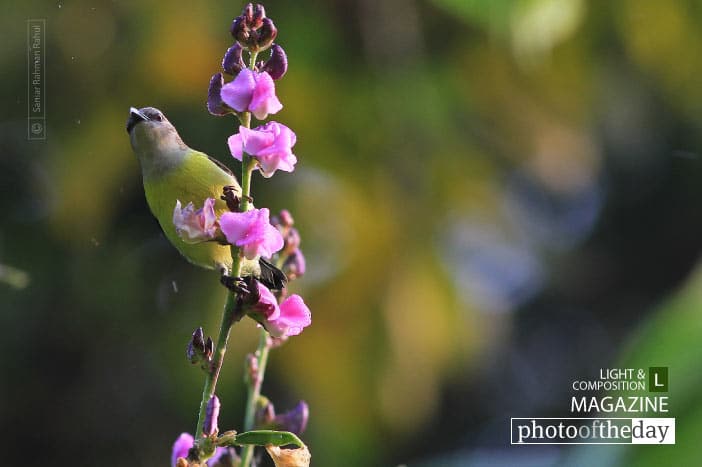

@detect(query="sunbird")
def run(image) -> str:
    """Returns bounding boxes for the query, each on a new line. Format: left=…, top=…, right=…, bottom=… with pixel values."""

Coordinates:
left=127, top=106, right=285, bottom=289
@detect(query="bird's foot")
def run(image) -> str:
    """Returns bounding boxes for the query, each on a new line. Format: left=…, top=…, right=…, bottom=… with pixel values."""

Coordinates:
left=222, top=186, right=253, bottom=212
left=220, top=274, right=250, bottom=294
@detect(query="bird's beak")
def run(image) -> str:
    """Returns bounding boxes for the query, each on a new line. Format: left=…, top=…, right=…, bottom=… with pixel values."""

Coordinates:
left=126, top=107, right=149, bottom=133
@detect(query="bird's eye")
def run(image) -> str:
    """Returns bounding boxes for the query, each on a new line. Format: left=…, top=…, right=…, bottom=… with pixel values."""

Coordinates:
left=153, top=114, right=163, bottom=122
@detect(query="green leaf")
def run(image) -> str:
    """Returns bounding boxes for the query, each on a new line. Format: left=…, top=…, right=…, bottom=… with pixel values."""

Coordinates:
left=234, top=430, right=304, bottom=448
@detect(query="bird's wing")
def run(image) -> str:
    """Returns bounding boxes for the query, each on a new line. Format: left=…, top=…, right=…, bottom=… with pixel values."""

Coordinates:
left=205, top=153, right=237, bottom=179
left=258, top=257, right=288, bottom=290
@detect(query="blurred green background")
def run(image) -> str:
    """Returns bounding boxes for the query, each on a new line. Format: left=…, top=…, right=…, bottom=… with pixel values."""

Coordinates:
left=2, top=0, right=702, bottom=465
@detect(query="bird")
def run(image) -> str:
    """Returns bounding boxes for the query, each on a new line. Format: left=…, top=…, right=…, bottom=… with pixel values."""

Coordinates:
left=127, top=106, right=285, bottom=289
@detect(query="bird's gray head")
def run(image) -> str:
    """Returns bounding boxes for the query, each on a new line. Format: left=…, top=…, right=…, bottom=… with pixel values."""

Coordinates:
left=127, top=106, right=188, bottom=177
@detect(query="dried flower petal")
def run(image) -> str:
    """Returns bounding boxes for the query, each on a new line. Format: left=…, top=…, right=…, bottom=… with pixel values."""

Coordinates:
left=173, top=198, right=218, bottom=243
left=265, top=444, right=311, bottom=467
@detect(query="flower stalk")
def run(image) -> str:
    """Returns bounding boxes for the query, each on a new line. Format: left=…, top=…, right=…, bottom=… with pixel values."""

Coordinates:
left=171, top=4, right=311, bottom=465
left=194, top=288, right=240, bottom=439
left=240, top=328, right=272, bottom=467
left=194, top=107, right=254, bottom=444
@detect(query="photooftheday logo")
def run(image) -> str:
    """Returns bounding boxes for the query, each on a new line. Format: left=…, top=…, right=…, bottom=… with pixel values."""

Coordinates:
left=511, top=418, right=675, bottom=445
left=511, top=367, right=674, bottom=446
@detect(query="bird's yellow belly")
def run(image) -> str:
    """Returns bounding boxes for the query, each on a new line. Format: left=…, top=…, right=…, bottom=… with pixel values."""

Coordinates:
left=142, top=154, right=238, bottom=270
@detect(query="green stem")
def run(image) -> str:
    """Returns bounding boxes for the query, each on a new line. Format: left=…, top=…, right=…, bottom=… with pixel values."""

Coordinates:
left=249, top=50, right=259, bottom=69
left=194, top=249, right=243, bottom=439
left=193, top=110, right=255, bottom=451
left=240, top=327, right=272, bottom=467
left=239, top=111, right=251, bottom=129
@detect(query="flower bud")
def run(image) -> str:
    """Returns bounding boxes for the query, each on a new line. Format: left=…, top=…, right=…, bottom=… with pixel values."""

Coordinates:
left=245, top=353, right=259, bottom=386
left=256, top=18, right=277, bottom=52
left=230, top=3, right=275, bottom=52
left=222, top=44, right=246, bottom=75
left=284, top=228, right=301, bottom=254
left=203, top=395, right=221, bottom=436
left=282, top=249, right=306, bottom=279
left=187, top=327, right=206, bottom=364
left=279, top=209, right=294, bottom=227
left=260, top=44, right=288, bottom=80
left=271, top=209, right=293, bottom=232
left=207, top=73, right=230, bottom=116
left=273, top=401, right=309, bottom=435
left=252, top=4, right=266, bottom=29
left=192, top=327, right=205, bottom=348
left=242, top=3, right=254, bottom=22
left=205, top=337, right=214, bottom=360
left=230, top=16, right=252, bottom=47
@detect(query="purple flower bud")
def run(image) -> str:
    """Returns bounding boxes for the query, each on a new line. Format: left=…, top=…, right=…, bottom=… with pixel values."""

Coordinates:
left=203, top=395, right=221, bottom=436
left=230, top=16, right=248, bottom=43
left=257, top=18, right=277, bottom=51
left=271, top=209, right=293, bottom=230
left=242, top=3, right=254, bottom=21
left=207, top=73, right=230, bottom=116
left=261, top=44, right=288, bottom=80
left=205, top=337, right=214, bottom=360
left=273, top=401, right=309, bottom=435
left=192, top=327, right=205, bottom=348
left=187, top=327, right=207, bottom=364
left=252, top=4, right=266, bottom=28
left=222, top=44, right=246, bottom=75
left=245, top=353, right=260, bottom=386
left=283, top=249, right=306, bottom=279
left=284, top=228, right=301, bottom=254
left=231, top=3, right=273, bottom=52
left=279, top=209, right=294, bottom=226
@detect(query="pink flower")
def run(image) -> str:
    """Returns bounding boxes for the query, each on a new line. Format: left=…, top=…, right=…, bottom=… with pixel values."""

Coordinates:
left=171, top=433, right=193, bottom=467
left=220, top=69, right=282, bottom=120
left=172, top=198, right=218, bottom=243
left=272, top=295, right=312, bottom=337
left=251, top=282, right=311, bottom=337
left=219, top=208, right=284, bottom=260
left=252, top=281, right=281, bottom=321
left=228, top=122, right=297, bottom=178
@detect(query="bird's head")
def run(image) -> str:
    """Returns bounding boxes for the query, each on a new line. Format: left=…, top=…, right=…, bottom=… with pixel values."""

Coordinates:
left=127, top=106, right=188, bottom=177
